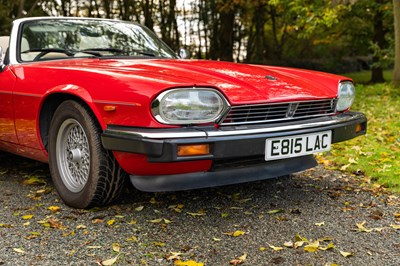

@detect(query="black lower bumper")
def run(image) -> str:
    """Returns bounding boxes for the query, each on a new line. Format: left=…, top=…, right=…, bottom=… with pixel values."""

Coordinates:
left=130, top=155, right=317, bottom=192
left=101, top=111, right=366, bottom=192
left=101, top=111, right=367, bottom=163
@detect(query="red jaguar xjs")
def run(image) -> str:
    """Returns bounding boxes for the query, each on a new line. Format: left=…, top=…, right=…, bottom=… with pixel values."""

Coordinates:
left=0, top=17, right=367, bottom=208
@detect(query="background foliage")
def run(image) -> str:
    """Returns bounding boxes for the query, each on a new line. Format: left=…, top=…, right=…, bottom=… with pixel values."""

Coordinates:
left=0, top=0, right=395, bottom=81
left=320, top=70, right=400, bottom=191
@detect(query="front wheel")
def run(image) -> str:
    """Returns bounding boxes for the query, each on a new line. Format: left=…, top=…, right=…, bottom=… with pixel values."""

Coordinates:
left=48, top=100, right=126, bottom=208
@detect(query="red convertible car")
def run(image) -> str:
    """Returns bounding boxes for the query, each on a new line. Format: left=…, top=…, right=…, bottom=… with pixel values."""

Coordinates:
left=0, top=17, right=366, bottom=208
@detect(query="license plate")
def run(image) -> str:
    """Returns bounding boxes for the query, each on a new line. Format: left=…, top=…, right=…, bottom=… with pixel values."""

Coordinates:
left=265, top=131, right=332, bottom=161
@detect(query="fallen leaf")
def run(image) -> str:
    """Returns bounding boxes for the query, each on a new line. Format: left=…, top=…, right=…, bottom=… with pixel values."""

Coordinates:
left=76, top=224, right=87, bottom=230
left=269, top=245, right=284, bottom=251
left=294, top=241, right=305, bottom=249
left=22, top=177, right=46, bottom=186
left=304, top=241, right=320, bottom=252
left=102, top=254, right=119, bottom=266
left=107, top=220, right=116, bottom=226
left=35, top=188, right=51, bottom=196
left=169, top=204, right=184, bottom=213
left=283, top=241, right=293, bottom=248
left=13, top=248, right=25, bottom=254
left=92, top=218, right=104, bottom=224
left=153, top=241, right=165, bottom=247
left=295, top=233, right=308, bottom=242
left=135, top=206, right=144, bottom=211
left=126, top=235, right=138, bottom=242
left=348, top=158, right=358, bottom=164
left=167, top=252, right=183, bottom=260
left=356, top=221, right=373, bottom=233
left=315, top=222, right=325, bottom=226
left=339, top=250, right=354, bottom=257
left=62, top=230, right=75, bottom=237
left=149, top=197, right=157, bottom=204
left=22, top=214, right=34, bottom=220
left=48, top=218, right=66, bottom=230
left=0, top=223, right=13, bottom=228
left=319, top=242, right=335, bottom=251
left=267, top=209, right=284, bottom=215
left=213, top=237, right=221, bottom=242
left=390, top=224, right=400, bottom=230
left=229, top=253, right=247, bottom=265
left=233, top=230, right=245, bottom=237
left=187, top=211, right=206, bottom=217
left=112, top=243, right=121, bottom=253
left=224, top=230, right=245, bottom=237
left=340, top=164, right=351, bottom=171
left=259, top=246, right=267, bottom=251
left=25, top=231, right=41, bottom=239
left=174, top=260, right=204, bottom=266
left=48, top=206, right=60, bottom=213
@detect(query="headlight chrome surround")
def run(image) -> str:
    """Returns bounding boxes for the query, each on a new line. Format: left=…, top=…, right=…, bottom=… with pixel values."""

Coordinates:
left=151, top=88, right=230, bottom=125
left=336, top=81, right=355, bottom=112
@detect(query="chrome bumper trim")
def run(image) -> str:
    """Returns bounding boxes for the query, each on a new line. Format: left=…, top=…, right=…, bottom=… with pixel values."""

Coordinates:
left=106, top=112, right=365, bottom=139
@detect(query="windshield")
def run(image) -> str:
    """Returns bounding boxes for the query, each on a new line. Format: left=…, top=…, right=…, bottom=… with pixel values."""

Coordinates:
left=19, top=18, right=178, bottom=62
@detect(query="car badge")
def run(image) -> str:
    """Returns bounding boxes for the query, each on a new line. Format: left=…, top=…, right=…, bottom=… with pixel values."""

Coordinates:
left=286, top=103, right=299, bottom=117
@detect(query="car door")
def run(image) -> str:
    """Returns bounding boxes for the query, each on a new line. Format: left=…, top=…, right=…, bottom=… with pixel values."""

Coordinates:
left=0, top=35, right=18, bottom=144
left=0, top=65, right=18, bottom=144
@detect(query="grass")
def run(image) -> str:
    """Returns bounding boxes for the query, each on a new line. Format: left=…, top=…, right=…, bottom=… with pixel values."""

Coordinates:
left=343, top=70, right=394, bottom=85
left=319, top=70, right=400, bottom=191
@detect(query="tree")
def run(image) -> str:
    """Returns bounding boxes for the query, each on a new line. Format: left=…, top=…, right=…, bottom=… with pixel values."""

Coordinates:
left=394, top=0, right=400, bottom=87
left=370, top=0, right=390, bottom=83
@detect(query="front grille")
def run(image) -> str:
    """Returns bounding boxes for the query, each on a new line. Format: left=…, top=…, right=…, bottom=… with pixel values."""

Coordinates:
left=220, top=99, right=337, bottom=125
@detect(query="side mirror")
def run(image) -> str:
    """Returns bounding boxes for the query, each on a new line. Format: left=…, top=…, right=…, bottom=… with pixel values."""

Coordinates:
left=178, top=48, right=190, bottom=59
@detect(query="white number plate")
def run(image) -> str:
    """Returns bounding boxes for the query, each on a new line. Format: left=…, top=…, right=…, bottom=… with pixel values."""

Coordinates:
left=265, top=131, right=332, bottom=161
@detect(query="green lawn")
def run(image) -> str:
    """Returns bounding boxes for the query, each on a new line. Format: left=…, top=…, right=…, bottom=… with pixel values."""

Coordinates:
left=320, top=70, right=400, bottom=191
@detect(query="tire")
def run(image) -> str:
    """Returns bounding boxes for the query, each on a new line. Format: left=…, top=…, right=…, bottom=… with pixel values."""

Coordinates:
left=48, top=100, right=126, bottom=209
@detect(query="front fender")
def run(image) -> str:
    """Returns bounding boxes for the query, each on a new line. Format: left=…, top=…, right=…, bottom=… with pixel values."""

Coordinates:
left=41, top=84, right=106, bottom=129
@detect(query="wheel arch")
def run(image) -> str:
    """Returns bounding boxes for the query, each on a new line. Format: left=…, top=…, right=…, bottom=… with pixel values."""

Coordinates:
left=39, top=87, right=105, bottom=151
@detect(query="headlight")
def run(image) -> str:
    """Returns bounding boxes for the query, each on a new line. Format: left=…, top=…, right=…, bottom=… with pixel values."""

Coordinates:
left=151, top=88, right=229, bottom=124
left=336, top=81, right=355, bottom=112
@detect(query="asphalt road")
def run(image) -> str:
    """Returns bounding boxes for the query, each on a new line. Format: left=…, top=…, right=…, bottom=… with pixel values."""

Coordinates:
left=0, top=151, right=399, bottom=266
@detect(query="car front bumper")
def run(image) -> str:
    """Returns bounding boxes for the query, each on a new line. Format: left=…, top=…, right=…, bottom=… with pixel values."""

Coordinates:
left=101, top=111, right=367, bottom=191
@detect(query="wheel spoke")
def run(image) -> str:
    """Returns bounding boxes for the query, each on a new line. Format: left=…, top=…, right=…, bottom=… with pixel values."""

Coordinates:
left=56, top=119, right=90, bottom=193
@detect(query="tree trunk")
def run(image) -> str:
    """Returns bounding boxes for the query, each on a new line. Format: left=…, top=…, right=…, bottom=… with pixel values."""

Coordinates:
left=209, top=0, right=219, bottom=60
left=393, top=0, right=400, bottom=87
left=246, top=3, right=267, bottom=63
left=17, top=0, right=25, bottom=18
left=370, top=0, right=387, bottom=83
left=143, top=0, right=154, bottom=31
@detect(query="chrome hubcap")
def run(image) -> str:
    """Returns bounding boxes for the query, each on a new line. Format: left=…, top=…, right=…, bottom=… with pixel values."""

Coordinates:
left=56, top=119, right=90, bottom=193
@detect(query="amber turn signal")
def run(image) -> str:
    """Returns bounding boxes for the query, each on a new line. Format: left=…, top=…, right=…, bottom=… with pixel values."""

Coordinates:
left=177, top=144, right=210, bottom=156
left=103, top=105, right=117, bottom=112
left=355, top=123, right=363, bottom=133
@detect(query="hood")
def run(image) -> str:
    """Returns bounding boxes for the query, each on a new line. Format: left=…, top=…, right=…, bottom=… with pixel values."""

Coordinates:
left=39, top=58, right=346, bottom=105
